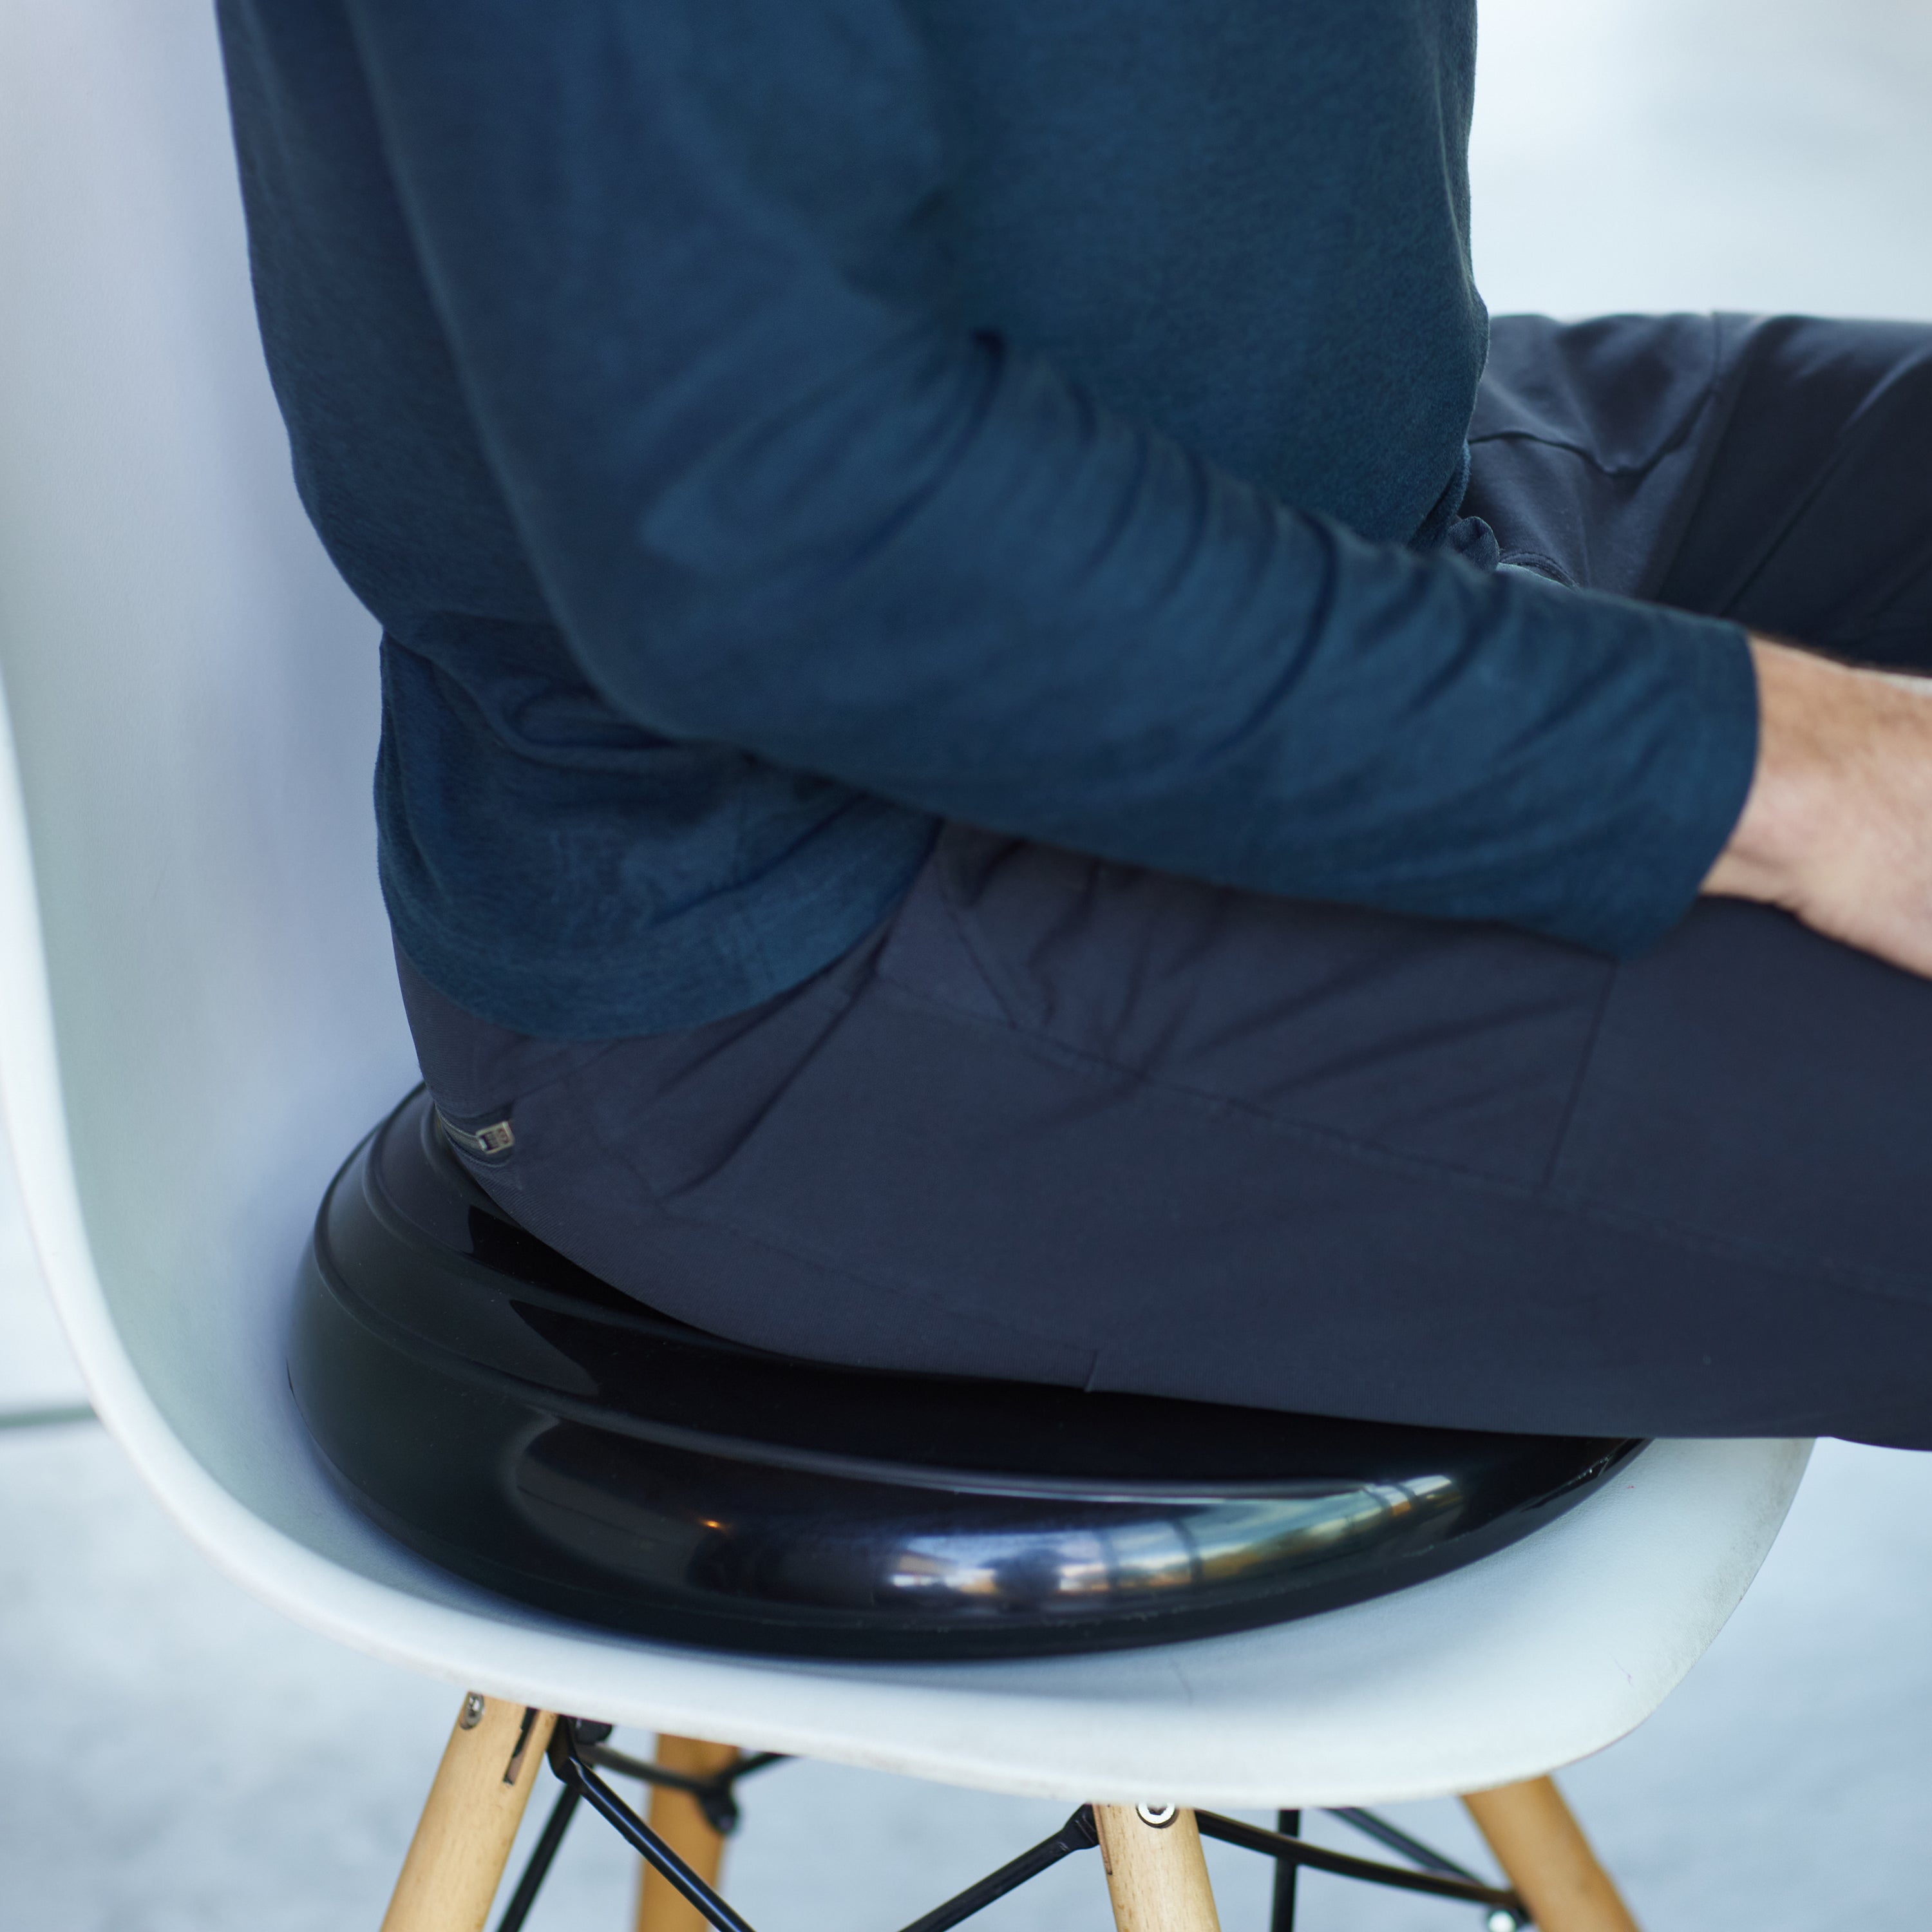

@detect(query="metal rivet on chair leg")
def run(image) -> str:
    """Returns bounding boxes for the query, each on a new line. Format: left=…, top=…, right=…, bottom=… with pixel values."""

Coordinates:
left=1095, top=1803, right=1221, bottom=1932
left=381, top=1694, right=557, bottom=1932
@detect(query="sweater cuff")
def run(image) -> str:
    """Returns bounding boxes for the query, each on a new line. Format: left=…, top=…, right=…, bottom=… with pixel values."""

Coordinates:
left=1569, top=607, right=1759, bottom=958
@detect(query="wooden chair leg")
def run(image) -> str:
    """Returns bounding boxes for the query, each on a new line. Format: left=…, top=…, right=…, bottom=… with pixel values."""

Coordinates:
left=382, top=1694, right=557, bottom=1932
left=1461, top=1776, right=1642, bottom=1932
left=634, top=1736, right=742, bottom=1932
left=1094, top=1804, right=1222, bottom=1932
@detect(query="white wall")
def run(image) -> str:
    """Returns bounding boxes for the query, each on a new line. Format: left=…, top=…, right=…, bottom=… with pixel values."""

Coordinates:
left=1473, top=0, right=1932, bottom=319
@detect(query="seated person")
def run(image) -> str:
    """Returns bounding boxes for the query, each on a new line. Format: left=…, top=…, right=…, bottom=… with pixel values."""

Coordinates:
left=216, top=1, right=1932, bottom=1444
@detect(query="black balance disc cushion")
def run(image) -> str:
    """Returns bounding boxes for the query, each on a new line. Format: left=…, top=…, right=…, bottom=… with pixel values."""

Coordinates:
left=292, top=1091, right=1642, bottom=1660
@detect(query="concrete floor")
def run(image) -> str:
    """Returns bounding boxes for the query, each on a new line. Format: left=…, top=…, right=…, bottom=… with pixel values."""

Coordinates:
left=5, top=0, right=1932, bottom=1926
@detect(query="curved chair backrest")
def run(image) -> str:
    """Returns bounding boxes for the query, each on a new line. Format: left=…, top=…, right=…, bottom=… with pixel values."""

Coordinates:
left=0, top=0, right=416, bottom=1530
left=0, top=0, right=1812, bottom=1809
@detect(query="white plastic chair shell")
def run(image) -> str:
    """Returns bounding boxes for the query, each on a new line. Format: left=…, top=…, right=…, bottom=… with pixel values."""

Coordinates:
left=0, top=0, right=1810, bottom=1812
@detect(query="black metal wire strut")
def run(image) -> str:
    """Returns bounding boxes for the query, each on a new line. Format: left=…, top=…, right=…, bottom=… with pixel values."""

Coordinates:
left=1269, top=1808, right=1302, bottom=1932
left=896, top=1805, right=1100, bottom=1932
left=555, top=1747, right=761, bottom=1932
left=1331, top=1805, right=1492, bottom=1885
left=492, top=1783, right=582, bottom=1932
left=1195, top=1811, right=1528, bottom=1918
left=489, top=1719, right=1531, bottom=1932
left=578, top=1738, right=788, bottom=1835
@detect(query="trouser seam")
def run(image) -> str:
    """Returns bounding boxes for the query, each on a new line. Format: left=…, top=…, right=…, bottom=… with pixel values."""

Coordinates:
left=565, top=1045, right=1101, bottom=1359
left=1538, top=965, right=1619, bottom=1191
left=866, top=978, right=1932, bottom=1311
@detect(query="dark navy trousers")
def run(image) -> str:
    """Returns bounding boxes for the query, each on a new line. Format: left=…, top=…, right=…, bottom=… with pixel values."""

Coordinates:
left=401, top=314, right=1932, bottom=1448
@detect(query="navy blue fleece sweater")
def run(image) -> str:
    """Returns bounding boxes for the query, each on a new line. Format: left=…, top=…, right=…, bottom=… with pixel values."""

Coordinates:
left=215, top=0, right=1756, bottom=1037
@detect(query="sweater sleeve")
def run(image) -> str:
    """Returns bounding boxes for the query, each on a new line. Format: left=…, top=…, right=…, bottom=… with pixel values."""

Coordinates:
left=339, top=0, right=1757, bottom=956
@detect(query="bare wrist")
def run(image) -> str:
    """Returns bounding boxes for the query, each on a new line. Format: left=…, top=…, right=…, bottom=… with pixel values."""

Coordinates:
left=1702, top=638, right=1861, bottom=909
left=1702, top=635, right=1932, bottom=980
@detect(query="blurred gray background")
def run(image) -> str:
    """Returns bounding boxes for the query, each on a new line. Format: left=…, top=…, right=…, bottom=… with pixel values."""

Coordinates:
left=3, top=0, right=1931, bottom=1926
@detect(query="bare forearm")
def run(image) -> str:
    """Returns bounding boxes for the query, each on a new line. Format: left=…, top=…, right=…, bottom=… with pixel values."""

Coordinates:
left=1703, top=636, right=1932, bottom=976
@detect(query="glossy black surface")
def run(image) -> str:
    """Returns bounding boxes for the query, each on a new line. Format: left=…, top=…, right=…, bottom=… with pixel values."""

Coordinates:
left=292, top=1090, right=1642, bottom=1658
